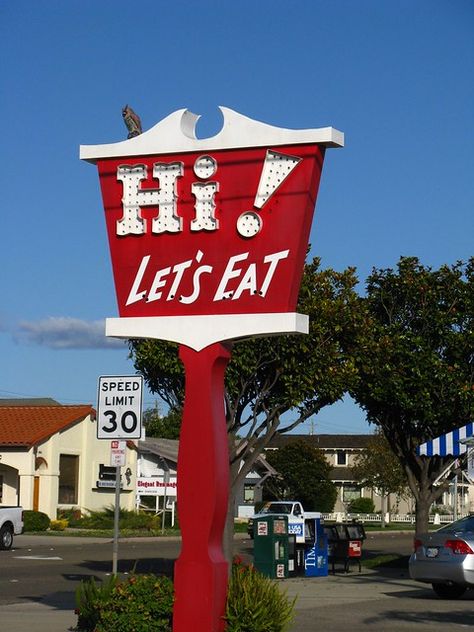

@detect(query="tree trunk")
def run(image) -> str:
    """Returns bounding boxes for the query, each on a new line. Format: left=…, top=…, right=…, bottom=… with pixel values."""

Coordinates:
left=223, top=451, right=241, bottom=571
left=223, top=491, right=236, bottom=572
left=403, top=455, right=450, bottom=536
left=415, top=492, right=432, bottom=536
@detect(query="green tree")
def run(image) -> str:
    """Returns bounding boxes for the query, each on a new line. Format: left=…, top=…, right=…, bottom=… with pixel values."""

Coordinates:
left=351, top=430, right=409, bottom=526
left=142, top=405, right=181, bottom=440
left=350, top=257, right=474, bottom=534
left=348, top=497, right=375, bottom=514
left=264, top=440, right=337, bottom=512
left=129, top=257, right=364, bottom=558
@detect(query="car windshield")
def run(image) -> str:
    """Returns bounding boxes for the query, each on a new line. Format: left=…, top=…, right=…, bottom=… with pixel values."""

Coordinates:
left=261, top=503, right=292, bottom=514
left=437, top=515, right=474, bottom=534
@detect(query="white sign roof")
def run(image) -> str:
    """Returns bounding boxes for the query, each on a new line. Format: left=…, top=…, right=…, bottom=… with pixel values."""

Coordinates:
left=80, top=106, right=344, bottom=162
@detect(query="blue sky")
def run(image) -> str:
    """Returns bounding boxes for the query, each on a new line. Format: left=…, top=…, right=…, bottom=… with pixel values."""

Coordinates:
left=1, top=1, right=472, bottom=435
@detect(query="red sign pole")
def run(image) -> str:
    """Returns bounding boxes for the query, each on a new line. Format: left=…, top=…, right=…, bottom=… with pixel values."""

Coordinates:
left=173, top=343, right=231, bottom=632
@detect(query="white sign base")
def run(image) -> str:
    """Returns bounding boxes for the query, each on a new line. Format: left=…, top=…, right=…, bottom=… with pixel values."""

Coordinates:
left=106, top=312, right=308, bottom=351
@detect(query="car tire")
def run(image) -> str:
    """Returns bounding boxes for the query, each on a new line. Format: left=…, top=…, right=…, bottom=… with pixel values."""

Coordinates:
left=0, top=525, right=13, bottom=550
left=432, top=582, right=466, bottom=599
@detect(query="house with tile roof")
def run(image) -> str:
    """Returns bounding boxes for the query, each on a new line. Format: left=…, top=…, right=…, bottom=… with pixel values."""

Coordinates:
left=0, top=399, right=137, bottom=519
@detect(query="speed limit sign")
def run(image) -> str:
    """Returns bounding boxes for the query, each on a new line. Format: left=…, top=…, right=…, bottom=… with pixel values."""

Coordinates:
left=97, top=375, right=143, bottom=439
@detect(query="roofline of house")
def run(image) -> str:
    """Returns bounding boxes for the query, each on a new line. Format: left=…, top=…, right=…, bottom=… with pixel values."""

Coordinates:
left=0, top=405, right=95, bottom=448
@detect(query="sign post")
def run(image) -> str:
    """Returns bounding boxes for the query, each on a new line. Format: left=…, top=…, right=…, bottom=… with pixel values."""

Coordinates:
left=162, top=469, right=170, bottom=534
left=82, top=107, right=343, bottom=631
left=110, top=440, right=126, bottom=575
left=97, top=377, right=143, bottom=575
left=112, top=462, right=121, bottom=575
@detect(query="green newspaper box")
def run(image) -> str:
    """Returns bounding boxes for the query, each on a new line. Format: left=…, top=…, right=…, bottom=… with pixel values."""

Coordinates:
left=253, top=514, right=289, bottom=579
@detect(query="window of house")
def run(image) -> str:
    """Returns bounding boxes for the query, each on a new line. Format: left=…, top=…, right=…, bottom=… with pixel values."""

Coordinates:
left=243, top=484, right=255, bottom=503
left=343, top=484, right=360, bottom=503
left=58, top=454, right=79, bottom=504
left=0, top=475, right=3, bottom=503
left=336, top=451, right=347, bottom=466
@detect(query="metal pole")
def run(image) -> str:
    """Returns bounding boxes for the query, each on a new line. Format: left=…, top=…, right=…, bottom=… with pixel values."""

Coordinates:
left=162, top=469, right=170, bottom=534
left=453, top=474, right=458, bottom=521
left=112, top=465, right=121, bottom=575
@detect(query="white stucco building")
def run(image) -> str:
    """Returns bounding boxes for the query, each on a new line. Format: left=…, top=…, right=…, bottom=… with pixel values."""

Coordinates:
left=0, top=399, right=137, bottom=518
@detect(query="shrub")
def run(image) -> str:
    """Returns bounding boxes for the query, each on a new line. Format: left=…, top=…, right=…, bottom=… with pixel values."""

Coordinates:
left=348, top=497, right=375, bottom=514
left=49, top=519, right=68, bottom=531
left=75, top=562, right=293, bottom=632
left=78, top=508, right=114, bottom=529
left=23, top=510, right=50, bottom=532
left=57, top=507, right=82, bottom=525
left=75, top=575, right=118, bottom=631
left=75, top=574, right=173, bottom=632
left=96, top=574, right=174, bottom=632
left=224, top=558, right=296, bottom=631
left=79, top=507, right=161, bottom=531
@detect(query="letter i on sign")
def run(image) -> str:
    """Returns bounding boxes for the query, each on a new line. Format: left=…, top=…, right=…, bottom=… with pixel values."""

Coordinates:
left=236, top=150, right=302, bottom=238
left=191, top=155, right=219, bottom=232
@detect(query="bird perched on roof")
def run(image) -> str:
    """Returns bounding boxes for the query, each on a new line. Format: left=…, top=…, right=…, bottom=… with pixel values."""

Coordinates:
left=122, top=105, right=142, bottom=138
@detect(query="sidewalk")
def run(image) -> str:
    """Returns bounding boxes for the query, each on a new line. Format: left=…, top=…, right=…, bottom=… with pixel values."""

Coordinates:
left=282, top=569, right=413, bottom=631
left=0, top=600, right=77, bottom=632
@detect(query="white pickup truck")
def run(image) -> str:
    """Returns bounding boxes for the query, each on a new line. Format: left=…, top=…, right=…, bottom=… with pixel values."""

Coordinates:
left=247, top=501, right=321, bottom=544
left=0, top=506, right=24, bottom=550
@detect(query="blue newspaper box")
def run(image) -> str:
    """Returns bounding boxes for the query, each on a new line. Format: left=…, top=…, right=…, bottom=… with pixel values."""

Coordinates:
left=304, top=517, right=328, bottom=577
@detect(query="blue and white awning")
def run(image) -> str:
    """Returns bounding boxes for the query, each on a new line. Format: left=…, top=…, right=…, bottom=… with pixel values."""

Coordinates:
left=417, top=422, right=474, bottom=457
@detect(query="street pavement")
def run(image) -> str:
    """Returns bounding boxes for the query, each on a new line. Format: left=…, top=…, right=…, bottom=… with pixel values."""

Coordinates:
left=2, top=533, right=473, bottom=631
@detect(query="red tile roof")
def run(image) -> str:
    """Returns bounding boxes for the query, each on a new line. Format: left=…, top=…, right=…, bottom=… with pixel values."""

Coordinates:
left=0, top=405, right=95, bottom=447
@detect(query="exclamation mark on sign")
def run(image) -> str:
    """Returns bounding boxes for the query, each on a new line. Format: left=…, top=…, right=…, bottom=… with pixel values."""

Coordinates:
left=236, top=150, right=302, bottom=238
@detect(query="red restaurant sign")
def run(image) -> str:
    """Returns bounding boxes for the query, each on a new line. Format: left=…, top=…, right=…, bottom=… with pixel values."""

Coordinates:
left=82, top=107, right=343, bottom=632
left=81, top=107, right=343, bottom=348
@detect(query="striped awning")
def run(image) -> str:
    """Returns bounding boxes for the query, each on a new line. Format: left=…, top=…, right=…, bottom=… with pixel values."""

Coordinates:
left=417, top=422, right=474, bottom=457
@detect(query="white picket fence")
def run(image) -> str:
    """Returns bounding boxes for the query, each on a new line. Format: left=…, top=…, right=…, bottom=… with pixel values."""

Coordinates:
left=322, top=512, right=464, bottom=525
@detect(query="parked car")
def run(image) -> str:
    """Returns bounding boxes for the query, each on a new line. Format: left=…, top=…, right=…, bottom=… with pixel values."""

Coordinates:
left=0, top=506, right=24, bottom=550
left=409, top=514, right=474, bottom=598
